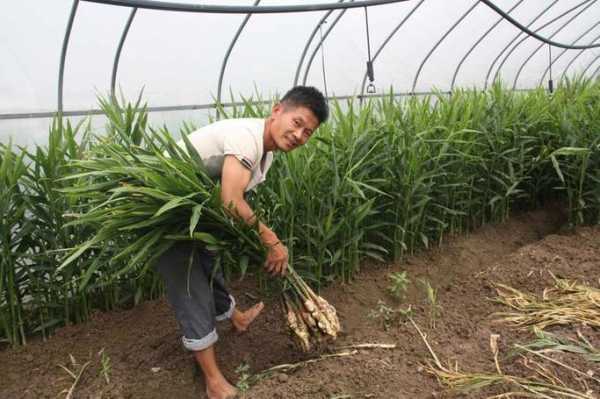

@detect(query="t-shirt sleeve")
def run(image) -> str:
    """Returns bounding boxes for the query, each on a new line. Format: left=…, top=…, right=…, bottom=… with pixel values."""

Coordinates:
left=223, top=128, right=260, bottom=171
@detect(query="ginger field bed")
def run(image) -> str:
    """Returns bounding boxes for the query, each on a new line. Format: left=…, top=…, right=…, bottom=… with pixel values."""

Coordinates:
left=1, top=206, right=599, bottom=399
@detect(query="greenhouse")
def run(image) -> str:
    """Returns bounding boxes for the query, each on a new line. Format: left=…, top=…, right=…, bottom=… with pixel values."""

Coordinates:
left=1, top=1, right=600, bottom=398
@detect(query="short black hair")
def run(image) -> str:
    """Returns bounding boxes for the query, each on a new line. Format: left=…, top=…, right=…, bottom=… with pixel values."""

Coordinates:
left=280, top=86, right=329, bottom=124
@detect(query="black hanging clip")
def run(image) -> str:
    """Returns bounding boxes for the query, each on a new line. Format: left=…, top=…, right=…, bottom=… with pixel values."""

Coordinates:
left=367, top=61, right=376, bottom=93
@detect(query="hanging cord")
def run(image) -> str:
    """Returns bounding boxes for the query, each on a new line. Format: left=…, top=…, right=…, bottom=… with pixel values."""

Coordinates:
left=318, top=21, right=329, bottom=100
left=548, top=44, right=554, bottom=93
left=364, top=6, right=376, bottom=93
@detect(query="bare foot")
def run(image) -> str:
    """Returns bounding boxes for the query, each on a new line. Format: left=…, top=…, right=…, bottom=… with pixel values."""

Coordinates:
left=206, top=377, right=238, bottom=399
left=231, top=302, right=264, bottom=333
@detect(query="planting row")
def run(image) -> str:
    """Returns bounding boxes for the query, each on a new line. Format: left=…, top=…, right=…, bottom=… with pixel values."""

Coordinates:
left=1, top=78, right=599, bottom=346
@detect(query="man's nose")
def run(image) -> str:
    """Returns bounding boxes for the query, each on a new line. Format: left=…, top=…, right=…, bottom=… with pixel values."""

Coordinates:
left=293, top=129, right=303, bottom=141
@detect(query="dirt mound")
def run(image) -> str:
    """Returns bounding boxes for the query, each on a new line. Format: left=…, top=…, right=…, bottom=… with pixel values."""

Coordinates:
left=2, top=207, right=599, bottom=399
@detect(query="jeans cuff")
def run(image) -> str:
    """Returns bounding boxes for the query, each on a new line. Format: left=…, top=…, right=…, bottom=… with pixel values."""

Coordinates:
left=182, top=328, right=218, bottom=351
left=215, top=295, right=236, bottom=322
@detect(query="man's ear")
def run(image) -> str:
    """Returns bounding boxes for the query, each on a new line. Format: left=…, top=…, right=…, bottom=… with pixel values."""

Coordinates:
left=271, top=102, right=283, bottom=115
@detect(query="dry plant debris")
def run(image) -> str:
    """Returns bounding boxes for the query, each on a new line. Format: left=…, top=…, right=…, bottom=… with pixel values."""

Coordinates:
left=408, top=317, right=598, bottom=399
left=493, top=273, right=600, bottom=330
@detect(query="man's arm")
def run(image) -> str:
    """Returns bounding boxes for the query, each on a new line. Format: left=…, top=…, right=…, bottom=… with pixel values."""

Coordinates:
left=221, top=155, right=288, bottom=276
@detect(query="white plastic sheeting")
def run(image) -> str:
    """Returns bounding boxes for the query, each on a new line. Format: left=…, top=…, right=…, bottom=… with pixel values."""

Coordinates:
left=1, top=0, right=599, bottom=145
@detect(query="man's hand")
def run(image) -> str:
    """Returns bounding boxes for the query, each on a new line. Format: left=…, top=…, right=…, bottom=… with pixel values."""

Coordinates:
left=264, top=241, right=288, bottom=277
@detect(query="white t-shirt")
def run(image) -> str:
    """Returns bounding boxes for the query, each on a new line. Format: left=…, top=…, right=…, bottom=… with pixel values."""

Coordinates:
left=179, top=118, right=274, bottom=192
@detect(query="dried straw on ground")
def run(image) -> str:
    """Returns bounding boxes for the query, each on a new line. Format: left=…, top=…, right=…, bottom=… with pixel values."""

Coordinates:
left=494, top=273, right=600, bottom=330
left=409, top=317, right=597, bottom=399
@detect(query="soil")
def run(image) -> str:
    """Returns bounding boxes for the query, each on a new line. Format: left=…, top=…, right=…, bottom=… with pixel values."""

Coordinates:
left=2, top=205, right=599, bottom=399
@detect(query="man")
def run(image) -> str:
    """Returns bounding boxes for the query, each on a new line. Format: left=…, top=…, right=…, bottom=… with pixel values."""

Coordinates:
left=156, top=86, right=329, bottom=399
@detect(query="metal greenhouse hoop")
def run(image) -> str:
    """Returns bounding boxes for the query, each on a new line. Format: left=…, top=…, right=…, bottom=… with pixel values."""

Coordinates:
left=538, top=20, right=600, bottom=87
left=512, top=0, right=599, bottom=89
left=1, top=0, right=596, bottom=121
left=489, top=0, right=592, bottom=88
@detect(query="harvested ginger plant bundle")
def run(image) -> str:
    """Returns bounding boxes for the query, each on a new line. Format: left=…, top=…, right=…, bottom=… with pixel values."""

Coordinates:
left=283, top=265, right=341, bottom=352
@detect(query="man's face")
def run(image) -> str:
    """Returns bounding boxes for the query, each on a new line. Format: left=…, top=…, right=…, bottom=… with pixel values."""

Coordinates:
left=269, top=103, right=320, bottom=152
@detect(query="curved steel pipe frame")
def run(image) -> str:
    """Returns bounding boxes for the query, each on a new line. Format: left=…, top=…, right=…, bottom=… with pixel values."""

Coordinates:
left=451, top=0, right=525, bottom=91
left=58, top=0, right=80, bottom=114
left=538, top=20, right=600, bottom=87
left=484, top=1, right=559, bottom=89
left=581, top=52, right=600, bottom=76
left=512, top=0, right=598, bottom=89
left=81, top=0, right=406, bottom=14
left=591, top=58, right=600, bottom=77
left=560, top=31, right=600, bottom=81
left=301, top=4, right=351, bottom=86
left=479, top=0, right=600, bottom=49
left=52, top=0, right=600, bottom=120
left=111, top=7, right=137, bottom=98
left=359, top=0, right=425, bottom=97
left=217, top=0, right=260, bottom=107
left=81, top=0, right=600, bottom=48
left=490, top=0, right=588, bottom=88
left=79, top=0, right=600, bottom=49
left=294, top=0, right=344, bottom=87
left=411, top=0, right=479, bottom=93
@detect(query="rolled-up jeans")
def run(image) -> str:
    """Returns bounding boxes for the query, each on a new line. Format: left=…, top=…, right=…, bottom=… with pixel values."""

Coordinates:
left=155, top=242, right=235, bottom=351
